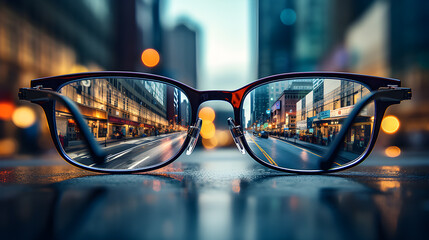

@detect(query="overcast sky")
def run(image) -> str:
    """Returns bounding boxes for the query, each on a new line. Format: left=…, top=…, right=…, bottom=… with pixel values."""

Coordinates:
left=163, top=0, right=254, bottom=91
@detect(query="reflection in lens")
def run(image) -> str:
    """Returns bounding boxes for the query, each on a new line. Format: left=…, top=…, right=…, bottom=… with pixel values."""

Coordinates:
left=242, top=78, right=374, bottom=171
left=55, top=78, right=191, bottom=170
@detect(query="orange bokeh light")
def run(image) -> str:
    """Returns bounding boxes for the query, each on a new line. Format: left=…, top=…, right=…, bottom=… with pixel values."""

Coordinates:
left=385, top=146, right=401, bottom=158
left=0, top=102, right=15, bottom=121
left=0, top=138, right=16, bottom=156
left=12, top=106, right=36, bottom=128
left=202, top=137, right=218, bottom=149
left=198, top=107, right=215, bottom=122
left=141, top=48, right=160, bottom=67
left=215, top=130, right=233, bottom=147
left=199, top=107, right=216, bottom=141
left=200, top=122, right=216, bottom=139
left=381, top=115, right=400, bottom=134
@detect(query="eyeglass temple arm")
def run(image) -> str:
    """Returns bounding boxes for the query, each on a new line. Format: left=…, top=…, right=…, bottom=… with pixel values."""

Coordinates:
left=319, top=87, right=412, bottom=171
left=18, top=88, right=107, bottom=163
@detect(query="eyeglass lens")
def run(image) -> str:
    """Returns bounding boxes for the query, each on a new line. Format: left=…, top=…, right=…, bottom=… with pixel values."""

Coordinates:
left=241, top=78, right=375, bottom=171
left=55, top=78, right=192, bottom=170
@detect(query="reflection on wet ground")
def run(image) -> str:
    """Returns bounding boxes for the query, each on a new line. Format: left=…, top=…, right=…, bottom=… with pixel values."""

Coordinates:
left=1, top=149, right=429, bottom=240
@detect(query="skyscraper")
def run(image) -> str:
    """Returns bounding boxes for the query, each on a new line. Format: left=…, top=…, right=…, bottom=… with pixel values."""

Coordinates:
left=164, top=22, right=199, bottom=88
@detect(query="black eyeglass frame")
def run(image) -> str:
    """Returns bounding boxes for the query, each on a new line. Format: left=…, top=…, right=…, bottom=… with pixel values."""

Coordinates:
left=19, top=71, right=411, bottom=174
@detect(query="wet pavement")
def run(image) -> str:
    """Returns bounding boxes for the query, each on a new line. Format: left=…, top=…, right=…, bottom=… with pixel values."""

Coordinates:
left=1, top=148, right=429, bottom=240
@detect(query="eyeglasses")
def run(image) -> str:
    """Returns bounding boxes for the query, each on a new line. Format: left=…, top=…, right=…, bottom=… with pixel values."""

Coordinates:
left=18, top=71, right=411, bottom=173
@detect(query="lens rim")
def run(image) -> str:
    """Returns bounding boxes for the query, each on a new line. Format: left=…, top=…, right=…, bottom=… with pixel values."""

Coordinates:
left=237, top=76, right=386, bottom=173
left=51, top=75, right=195, bottom=173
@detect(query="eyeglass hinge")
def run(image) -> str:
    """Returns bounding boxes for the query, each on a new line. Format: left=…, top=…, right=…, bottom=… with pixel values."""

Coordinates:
left=18, top=88, right=34, bottom=100
left=18, top=87, right=53, bottom=102
left=378, top=86, right=412, bottom=100
left=32, top=85, right=53, bottom=91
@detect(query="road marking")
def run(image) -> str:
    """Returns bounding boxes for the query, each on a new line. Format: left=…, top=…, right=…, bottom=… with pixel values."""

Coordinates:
left=106, top=149, right=132, bottom=162
left=276, top=138, right=323, bottom=158
left=249, top=137, right=278, bottom=166
left=262, top=151, right=276, bottom=165
left=104, top=137, right=166, bottom=159
left=87, top=133, right=186, bottom=168
left=272, top=136, right=342, bottom=167
left=128, top=156, right=150, bottom=169
left=120, top=139, right=140, bottom=144
left=104, top=134, right=178, bottom=149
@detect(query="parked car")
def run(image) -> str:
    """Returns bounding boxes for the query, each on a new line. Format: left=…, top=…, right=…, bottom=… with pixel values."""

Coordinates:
left=259, top=131, right=269, bottom=139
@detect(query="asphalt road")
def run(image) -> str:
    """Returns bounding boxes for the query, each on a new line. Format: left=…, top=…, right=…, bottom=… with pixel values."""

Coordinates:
left=1, top=148, right=429, bottom=240
left=246, top=133, right=359, bottom=170
left=68, top=132, right=187, bottom=170
left=247, top=133, right=322, bottom=169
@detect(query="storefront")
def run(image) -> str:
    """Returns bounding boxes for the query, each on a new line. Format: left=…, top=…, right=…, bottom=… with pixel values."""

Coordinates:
left=139, top=123, right=155, bottom=136
left=55, top=103, right=108, bottom=147
left=297, top=117, right=317, bottom=142
left=312, top=106, right=373, bottom=151
left=108, top=116, right=140, bottom=139
left=347, top=116, right=373, bottom=153
left=296, top=120, right=307, bottom=136
left=313, top=116, right=346, bottom=145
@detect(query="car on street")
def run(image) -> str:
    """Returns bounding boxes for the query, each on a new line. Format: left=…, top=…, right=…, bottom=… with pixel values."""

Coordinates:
left=259, top=131, right=269, bottom=138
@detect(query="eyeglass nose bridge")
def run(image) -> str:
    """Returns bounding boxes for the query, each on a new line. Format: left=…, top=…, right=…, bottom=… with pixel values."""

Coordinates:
left=188, top=90, right=245, bottom=155
left=198, top=91, right=243, bottom=109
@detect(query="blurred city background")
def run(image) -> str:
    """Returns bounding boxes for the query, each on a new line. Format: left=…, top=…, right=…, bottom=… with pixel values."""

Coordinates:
left=0, top=0, right=428, bottom=159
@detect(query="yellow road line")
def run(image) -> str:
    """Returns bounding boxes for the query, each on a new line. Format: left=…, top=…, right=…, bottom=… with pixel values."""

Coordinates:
left=334, top=162, right=342, bottom=167
left=249, top=137, right=273, bottom=164
left=249, top=134, right=342, bottom=168
left=262, top=151, right=275, bottom=165
left=249, top=137, right=278, bottom=166
left=274, top=137, right=342, bottom=167
left=251, top=138, right=273, bottom=165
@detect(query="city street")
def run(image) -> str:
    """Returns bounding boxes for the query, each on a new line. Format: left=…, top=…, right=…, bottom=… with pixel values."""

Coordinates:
left=1, top=148, right=429, bottom=239
left=68, top=132, right=187, bottom=170
left=246, top=132, right=322, bottom=169
left=246, top=132, right=359, bottom=170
